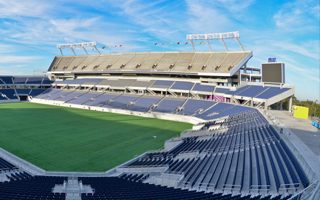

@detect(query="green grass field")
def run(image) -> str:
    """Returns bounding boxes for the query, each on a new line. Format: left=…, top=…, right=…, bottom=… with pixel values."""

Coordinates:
left=0, top=102, right=191, bottom=172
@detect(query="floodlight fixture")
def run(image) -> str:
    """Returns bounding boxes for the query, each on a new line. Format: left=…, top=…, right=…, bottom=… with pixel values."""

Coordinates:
left=186, top=31, right=244, bottom=52
left=57, top=42, right=101, bottom=56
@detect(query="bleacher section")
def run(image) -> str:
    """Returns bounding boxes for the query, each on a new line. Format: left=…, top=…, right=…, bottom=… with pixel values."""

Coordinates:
left=0, top=76, right=13, bottom=84
left=0, top=175, right=66, bottom=200
left=0, top=76, right=51, bottom=102
left=0, top=154, right=295, bottom=200
left=52, top=78, right=292, bottom=101
left=34, top=89, right=254, bottom=121
left=49, top=52, right=252, bottom=76
left=122, top=111, right=308, bottom=196
left=0, top=89, right=18, bottom=100
left=0, top=76, right=51, bottom=86
left=81, top=176, right=289, bottom=200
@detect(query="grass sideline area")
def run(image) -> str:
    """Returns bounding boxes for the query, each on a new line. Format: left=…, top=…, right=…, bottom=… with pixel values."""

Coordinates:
left=0, top=102, right=191, bottom=172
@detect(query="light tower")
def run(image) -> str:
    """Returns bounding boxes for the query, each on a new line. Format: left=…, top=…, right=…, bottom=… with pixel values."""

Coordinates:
left=57, top=42, right=101, bottom=56
left=186, top=31, right=245, bottom=52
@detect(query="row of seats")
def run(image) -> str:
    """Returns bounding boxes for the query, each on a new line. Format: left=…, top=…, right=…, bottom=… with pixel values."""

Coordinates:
left=54, top=78, right=216, bottom=93
left=0, top=76, right=50, bottom=102
left=35, top=89, right=253, bottom=120
left=226, top=85, right=290, bottom=99
left=0, top=76, right=51, bottom=85
left=0, top=89, right=18, bottom=100
left=0, top=174, right=66, bottom=200
left=0, top=89, right=46, bottom=101
left=0, top=157, right=17, bottom=170
left=80, top=176, right=287, bottom=200
left=54, top=78, right=290, bottom=99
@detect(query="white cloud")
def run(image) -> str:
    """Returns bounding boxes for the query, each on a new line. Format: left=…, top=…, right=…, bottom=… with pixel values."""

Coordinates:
left=185, top=0, right=232, bottom=33
left=0, top=44, right=15, bottom=53
left=215, top=0, right=254, bottom=12
left=0, top=55, right=41, bottom=64
left=269, top=40, right=319, bottom=60
left=248, top=38, right=320, bottom=91
left=273, top=0, right=319, bottom=32
left=0, top=0, right=50, bottom=18
left=103, top=0, right=186, bottom=41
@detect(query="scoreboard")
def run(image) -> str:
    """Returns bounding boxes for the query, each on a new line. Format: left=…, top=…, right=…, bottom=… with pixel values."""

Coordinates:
left=262, top=61, right=285, bottom=84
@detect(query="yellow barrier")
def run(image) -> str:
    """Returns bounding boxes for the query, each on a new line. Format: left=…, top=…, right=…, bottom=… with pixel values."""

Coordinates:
left=292, top=105, right=309, bottom=119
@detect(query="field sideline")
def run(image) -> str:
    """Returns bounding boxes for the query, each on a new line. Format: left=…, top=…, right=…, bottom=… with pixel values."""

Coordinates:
left=0, top=102, right=191, bottom=171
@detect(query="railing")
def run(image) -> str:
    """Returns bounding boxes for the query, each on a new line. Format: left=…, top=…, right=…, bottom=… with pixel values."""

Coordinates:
left=280, top=131, right=318, bottom=182
left=223, top=184, right=242, bottom=193
left=288, top=180, right=320, bottom=200
left=278, top=183, right=301, bottom=193
left=125, top=164, right=170, bottom=168
left=0, top=167, right=19, bottom=173
left=248, top=185, right=271, bottom=195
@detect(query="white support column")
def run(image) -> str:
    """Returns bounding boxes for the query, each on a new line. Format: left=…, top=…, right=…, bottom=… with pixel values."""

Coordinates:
left=190, top=40, right=195, bottom=51
left=82, top=47, right=88, bottom=55
left=71, top=48, right=76, bottom=56
left=221, top=38, right=229, bottom=51
left=288, top=96, right=293, bottom=112
left=59, top=48, right=64, bottom=56
left=235, top=38, right=245, bottom=51
left=207, top=40, right=213, bottom=51
left=94, top=46, right=101, bottom=55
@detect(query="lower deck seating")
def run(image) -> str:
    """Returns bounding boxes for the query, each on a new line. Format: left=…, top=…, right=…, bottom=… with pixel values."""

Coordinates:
left=80, top=177, right=267, bottom=200
left=123, top=111, right=308, bottom=196
left=0, top=89, right=18, bottom=100
left=0, top=176, right=66, bottom=200
left=0, top=158, right=17, bottom=170
left=128, top=96, right=162, bottom=112
left=153, top=97, right=186, bottom=113
left=34, top=89, right=253, bottom=120
left=53, top=78, right=291, bottom=99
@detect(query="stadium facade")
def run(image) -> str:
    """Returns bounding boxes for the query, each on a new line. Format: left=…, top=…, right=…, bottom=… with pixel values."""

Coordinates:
left=0, top=33, right=319, bottom=200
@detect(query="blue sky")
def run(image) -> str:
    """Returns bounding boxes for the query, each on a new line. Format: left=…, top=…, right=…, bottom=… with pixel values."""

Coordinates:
left=0, top=0, right=319, bottom=100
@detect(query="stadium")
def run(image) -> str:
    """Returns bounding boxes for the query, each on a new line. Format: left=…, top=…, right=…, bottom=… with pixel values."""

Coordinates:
left=0, top=30, right=319, bottom=200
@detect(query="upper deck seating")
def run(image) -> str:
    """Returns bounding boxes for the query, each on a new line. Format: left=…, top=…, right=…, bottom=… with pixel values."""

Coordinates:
left=192, top=83, right=215, bottom=93
left=26, top=77, right=43, bottom=84
left=0, top=89, right=18, bottom=100
left=0, top=76, right=13, bottom=84
left=13, top=77, right=27, bottom=84
left=256, top=87, right=290, bottom=99
left=170, top=81, right=195, bottom=91
left=149, top=80, right=174, bottom=90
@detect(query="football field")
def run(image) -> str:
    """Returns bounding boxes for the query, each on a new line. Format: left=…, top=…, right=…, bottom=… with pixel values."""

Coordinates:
left=0, top=102, right=191, bottom=171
